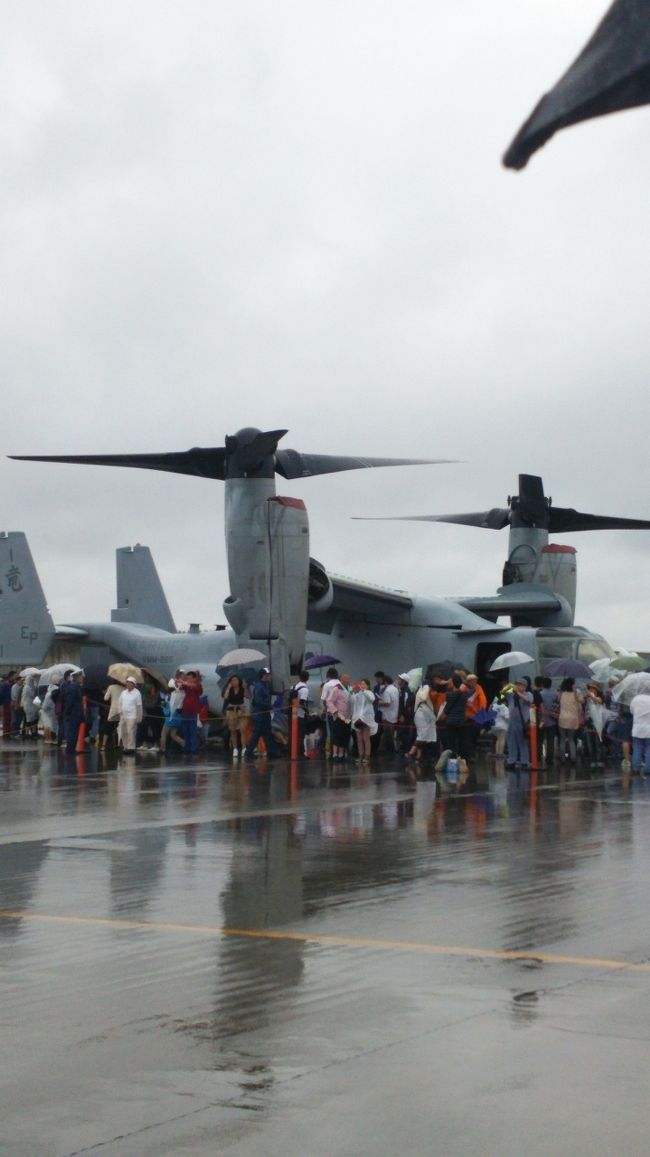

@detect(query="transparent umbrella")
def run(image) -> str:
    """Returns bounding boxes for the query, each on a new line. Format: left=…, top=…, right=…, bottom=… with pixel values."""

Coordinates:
left=38, top=662, right=82, bottom=684
left=489, top=651, right=534, bottom=673
left=611, top=673, right=650, bottom=704
left=217, top=648, right=267, bottom=668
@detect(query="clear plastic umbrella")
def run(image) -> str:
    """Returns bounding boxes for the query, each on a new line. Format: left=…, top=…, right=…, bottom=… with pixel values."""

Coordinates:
left=489, top=651, right=534, bottom=672
left=611, top=673, right=650, bottom=704
left=38, top=662, right=82, bottom=684
left=217, top=648, right=267, bottom=668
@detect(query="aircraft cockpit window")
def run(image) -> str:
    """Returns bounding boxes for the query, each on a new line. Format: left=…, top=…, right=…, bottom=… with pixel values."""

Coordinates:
left=536, top=638, right=575, bottom=664
left=577, top=638, right=614, bottom=665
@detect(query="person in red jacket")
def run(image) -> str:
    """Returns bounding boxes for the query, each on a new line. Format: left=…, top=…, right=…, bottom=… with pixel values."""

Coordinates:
left=178, top=670, right=203, bottom=754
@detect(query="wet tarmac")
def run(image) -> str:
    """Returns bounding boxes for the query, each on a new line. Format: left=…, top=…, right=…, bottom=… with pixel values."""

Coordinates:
left=1, top=741, right=650, bottom=1155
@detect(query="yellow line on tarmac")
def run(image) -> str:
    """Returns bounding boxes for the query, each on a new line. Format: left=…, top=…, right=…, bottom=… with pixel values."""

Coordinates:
left=1, top=908, right=649, bottom=974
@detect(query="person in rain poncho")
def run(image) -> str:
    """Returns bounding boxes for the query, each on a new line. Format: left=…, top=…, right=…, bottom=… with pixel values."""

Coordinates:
left=21, top=674, right=40, bottom=739
left=351, top=679, right=378, bottom=762
left=40, top=676, right=61, bottom=743
left=490, top=688, right=510, bottom=766
left=407, top=684, right=437, bottom=764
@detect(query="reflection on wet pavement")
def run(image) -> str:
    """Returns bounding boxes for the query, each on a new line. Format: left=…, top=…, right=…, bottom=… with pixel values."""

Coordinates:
left=1, top=743, right=650, bottom=1155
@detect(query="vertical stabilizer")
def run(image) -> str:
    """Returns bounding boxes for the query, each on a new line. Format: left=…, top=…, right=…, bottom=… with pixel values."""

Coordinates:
left=111, top=545, right=176, bottom=632
left=0, top=533, right=56, bottom=665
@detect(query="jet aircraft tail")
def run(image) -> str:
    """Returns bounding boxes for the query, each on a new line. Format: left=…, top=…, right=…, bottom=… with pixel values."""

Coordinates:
left=0, top=532, right=56, bottom=666
left=111, top=545, right=176, bottom=632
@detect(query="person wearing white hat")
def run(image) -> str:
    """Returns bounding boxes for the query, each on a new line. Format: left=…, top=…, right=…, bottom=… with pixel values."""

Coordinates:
left=118, top=676, right=143, bottom=754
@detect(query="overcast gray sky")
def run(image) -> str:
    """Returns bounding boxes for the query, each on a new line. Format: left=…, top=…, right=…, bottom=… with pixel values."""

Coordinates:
left=2, top=0, right=649, bottom=649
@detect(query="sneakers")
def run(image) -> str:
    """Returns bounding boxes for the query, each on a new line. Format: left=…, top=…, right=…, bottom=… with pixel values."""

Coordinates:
left=232, top=748, right=239, bottom=759
left=149, top=746, right=159, bottom=753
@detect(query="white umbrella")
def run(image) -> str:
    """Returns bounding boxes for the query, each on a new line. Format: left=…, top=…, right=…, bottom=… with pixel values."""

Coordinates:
left=589, top=657, right=626, bottom=682
left=217, top=648, right=267, bottom=667
left=611, top=673, right=650, bottom=704
left=38, top=662, right=82, bottom=684
left=404, top=667, right=423, bottom=692
left=489, top=651, right=534, bottom=673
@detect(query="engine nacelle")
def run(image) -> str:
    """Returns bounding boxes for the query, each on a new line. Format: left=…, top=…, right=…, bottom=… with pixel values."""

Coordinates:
left=308, top=558, right=334, bottom=613
left=223, top=480, right=310, bottom=687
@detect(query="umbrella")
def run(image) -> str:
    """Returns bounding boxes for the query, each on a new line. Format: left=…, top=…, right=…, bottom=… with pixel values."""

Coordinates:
left=489, top=651, right=534, bottom=673
left=503, top=0, right=650, bottom=170
left=428, top=659, right=455, bottom=679
left=107, top=662, right=144, bottom=685
left=609, top=653, right=647, bottom=672
left=404, top=667, right=423, bottom=692
left=472, top=708, right=497, bottom=730
left=611, top=672, right=650, bottom=703
left=19, top=666, right=41, bottom=678
left=217, top=648, right=267, bottom=668
left=79, top=664, right=117, bottom=693
left=38, top=662, right=82, bottom=684
left=303, top=654, right=341, bottom=670
left=543, top=659, right=593, bottom=679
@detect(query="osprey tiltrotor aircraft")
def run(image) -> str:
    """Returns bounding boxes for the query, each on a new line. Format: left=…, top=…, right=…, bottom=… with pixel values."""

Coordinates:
left=7, top=433, right=650, bottom=701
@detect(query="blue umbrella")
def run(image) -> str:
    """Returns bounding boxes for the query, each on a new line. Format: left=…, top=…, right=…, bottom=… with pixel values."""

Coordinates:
left=544, top=659, right=593, bottom=679
left=472, top=708, right=497, bottom=730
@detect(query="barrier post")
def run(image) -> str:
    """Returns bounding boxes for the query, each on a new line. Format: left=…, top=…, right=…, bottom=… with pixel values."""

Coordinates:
left=529, top=705, right=538, bottom=769
left=75, top=695, right=88, bottom=753
left=290, top=699, right=299, bottom=761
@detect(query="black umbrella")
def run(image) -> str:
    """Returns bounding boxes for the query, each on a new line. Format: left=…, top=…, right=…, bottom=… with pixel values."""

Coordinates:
left=427, top=660, right=456, bottom=680
left=81, top=664, right=116, bottom=693
left=503, top=0, right=650, bottom=170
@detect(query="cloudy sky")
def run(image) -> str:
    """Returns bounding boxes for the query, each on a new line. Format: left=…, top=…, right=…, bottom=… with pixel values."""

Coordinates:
left=2, top=0, right=649, bottom=650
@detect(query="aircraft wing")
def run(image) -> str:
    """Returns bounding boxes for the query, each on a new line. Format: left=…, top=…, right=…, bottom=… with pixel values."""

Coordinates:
left=327, top=574, right=413, bottom=615
left=456, top=592, right=562, bottom=619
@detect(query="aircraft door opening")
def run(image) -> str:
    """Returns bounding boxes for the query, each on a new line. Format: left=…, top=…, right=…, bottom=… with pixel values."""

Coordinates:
left=475, top=642, right=512, bottom=704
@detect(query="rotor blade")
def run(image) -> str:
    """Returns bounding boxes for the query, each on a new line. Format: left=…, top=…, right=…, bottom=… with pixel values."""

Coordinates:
left=353, top=509, right=511, bottom=529
left=275, top=450, right=457, bottom=479
left=503, top=0, right=650, bottom=170
left=516, top=474, right=548, bottom=526
left=547, top=506, right=650, bottom=533
left=9, top=448, right=228, bottom=480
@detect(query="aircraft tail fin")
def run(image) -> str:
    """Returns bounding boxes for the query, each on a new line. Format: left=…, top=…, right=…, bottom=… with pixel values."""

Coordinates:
left=0, top=532, right=56, bottom=666
left=111, top=545, right=176, bottom=632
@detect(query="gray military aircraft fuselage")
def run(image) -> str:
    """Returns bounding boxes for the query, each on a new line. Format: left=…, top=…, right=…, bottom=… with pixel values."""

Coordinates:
left=7, top=434, right=650, bottom=704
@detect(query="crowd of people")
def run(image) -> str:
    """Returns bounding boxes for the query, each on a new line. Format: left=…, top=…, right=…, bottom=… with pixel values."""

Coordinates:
left=297, top=665, right=650, bottom=778
left=0, top=667, right=209, bottom=756
left=2, top=660, right=649, bottom=776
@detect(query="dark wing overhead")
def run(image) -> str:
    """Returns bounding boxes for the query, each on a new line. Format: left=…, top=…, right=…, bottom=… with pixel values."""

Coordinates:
left=276, top=451, right=456, bottom=479
left=9, top=448, right=228, bottom=480
left=504, top=0, right=650, bottom=170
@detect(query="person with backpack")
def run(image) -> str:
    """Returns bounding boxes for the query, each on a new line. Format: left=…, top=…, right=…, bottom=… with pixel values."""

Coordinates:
left=291, top=671, right=310, bottom=757
left=244, top=669, right=280, bottom=759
